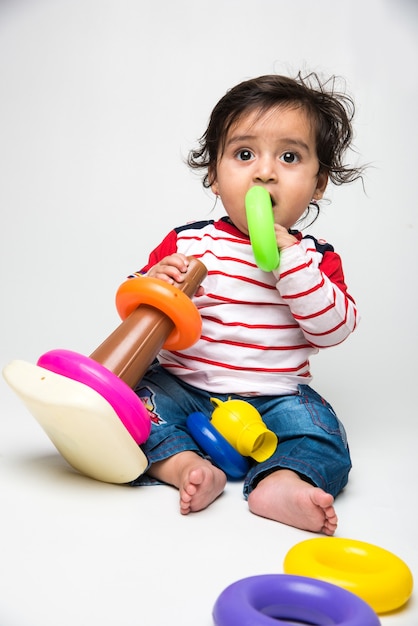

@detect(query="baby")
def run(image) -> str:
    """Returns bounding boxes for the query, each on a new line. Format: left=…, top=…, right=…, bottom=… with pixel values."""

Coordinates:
left=130, top=73, right=363, bottom=535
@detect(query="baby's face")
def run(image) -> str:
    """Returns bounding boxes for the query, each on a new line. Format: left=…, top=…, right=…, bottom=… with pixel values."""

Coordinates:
left=211, top=105, right=327, bottom=234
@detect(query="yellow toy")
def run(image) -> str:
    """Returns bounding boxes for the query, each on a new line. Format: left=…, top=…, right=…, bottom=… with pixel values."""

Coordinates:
left=210, top=398, right=277, bottom=462
left=283, top=537, right=413, bottom=614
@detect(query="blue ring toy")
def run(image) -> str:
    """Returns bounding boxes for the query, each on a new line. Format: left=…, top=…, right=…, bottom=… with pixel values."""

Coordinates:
left=186, top=412, right=249, bottom=479
left=213, top=574, right=381, bottom=626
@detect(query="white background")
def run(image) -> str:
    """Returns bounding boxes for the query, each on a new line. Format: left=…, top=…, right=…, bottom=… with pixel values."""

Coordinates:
left=1, top=1, right=417, bottom=625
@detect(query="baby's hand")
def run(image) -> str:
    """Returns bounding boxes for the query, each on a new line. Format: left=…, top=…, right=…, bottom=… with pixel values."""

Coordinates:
left=147, top=253, right=190, bottom=284
left=147, top=254, right=204, bottom=296
left=274, top=224, right=298, bottom=251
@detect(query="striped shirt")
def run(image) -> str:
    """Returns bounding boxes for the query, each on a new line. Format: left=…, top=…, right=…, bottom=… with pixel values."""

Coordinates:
left=135, top=217, right=359, bottom=396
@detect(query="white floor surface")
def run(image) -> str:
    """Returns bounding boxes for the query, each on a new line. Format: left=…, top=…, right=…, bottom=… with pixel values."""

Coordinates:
left=1, top=379, right=416, bottom=626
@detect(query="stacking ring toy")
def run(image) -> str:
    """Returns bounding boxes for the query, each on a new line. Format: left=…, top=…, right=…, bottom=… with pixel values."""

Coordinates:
left=3, top=257, right=206, bottom=484
left=245, top=186, right=280, bottom=272
left=283, top=537, right=413, bottom=614
left=213, top=574, right=380, bottom=626
left=186, top=412, right=249, bottom=479
left=37, top=349, right=151, bottom=444
left=116, top=276, right=202, bottom=351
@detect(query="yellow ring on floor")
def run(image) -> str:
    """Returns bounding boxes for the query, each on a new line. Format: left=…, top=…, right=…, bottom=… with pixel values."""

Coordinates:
left=283, top=537, right=413, bottom=614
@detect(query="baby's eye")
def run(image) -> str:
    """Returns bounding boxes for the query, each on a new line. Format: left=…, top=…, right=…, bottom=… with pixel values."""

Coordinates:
left=280, top=152, right=299, bottom=164
left=236, top=149, right=254, bottom=161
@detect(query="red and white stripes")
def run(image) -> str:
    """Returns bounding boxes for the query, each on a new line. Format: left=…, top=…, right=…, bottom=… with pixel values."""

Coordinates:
left=136, top=218, right=359, bottom=395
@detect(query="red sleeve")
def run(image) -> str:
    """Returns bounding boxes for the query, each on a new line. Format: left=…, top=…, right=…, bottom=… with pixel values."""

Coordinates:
left=131, top=230, right=179, bottom=276
left=320, top=250, right=356, bottom=304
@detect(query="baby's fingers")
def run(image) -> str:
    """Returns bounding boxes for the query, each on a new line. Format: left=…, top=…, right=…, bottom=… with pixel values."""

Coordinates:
left=149, top=254, right=190, bottom=284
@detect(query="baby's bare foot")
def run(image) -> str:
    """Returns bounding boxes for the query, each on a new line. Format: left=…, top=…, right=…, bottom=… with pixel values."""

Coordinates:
left=147, top=451, right=226, bottom=515
left=179, top=462, right=226, bottom=514
left=248, top=469, right=338, bottom=535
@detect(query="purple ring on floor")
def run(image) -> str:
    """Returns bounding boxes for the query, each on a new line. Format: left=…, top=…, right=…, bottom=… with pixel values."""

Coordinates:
left=186, top=412, right=249, bottom=480
left=213, top=574, right=381, bottom=626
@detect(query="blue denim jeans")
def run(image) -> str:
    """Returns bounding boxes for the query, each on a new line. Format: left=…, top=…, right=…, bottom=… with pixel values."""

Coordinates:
left=131, top=362, right=351, bottom=498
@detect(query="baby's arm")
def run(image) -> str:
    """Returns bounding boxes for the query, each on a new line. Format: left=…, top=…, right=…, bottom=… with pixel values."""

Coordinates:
left=275, top=239, right=359, bottom=348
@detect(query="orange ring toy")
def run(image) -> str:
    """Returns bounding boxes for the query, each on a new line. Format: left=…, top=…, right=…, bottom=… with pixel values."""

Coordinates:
left=115, top=277, right=202, bottom=351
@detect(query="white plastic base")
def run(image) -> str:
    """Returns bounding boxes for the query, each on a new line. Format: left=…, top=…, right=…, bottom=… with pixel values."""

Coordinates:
left=2, top=360, right=148, bottom=484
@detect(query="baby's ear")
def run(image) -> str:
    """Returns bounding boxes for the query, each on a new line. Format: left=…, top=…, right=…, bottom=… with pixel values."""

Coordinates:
left=208, top=164, right=218, bottom=192
left=211, top=180, right=219, bottom=196
left=314, top=171, right=328, bottom=200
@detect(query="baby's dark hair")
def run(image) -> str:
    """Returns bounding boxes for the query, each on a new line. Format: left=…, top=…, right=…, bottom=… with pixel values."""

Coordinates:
left=188, top=72, right=364, bottom=189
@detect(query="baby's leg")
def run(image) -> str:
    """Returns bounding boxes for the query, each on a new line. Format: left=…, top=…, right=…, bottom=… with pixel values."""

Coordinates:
left=148, top=451, right=227, bottom=514
left=247, top=469, right=338, bottom=535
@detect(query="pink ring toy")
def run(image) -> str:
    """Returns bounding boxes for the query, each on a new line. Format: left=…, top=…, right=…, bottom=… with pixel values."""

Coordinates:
left=37, top=349, right=151, bottom=444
